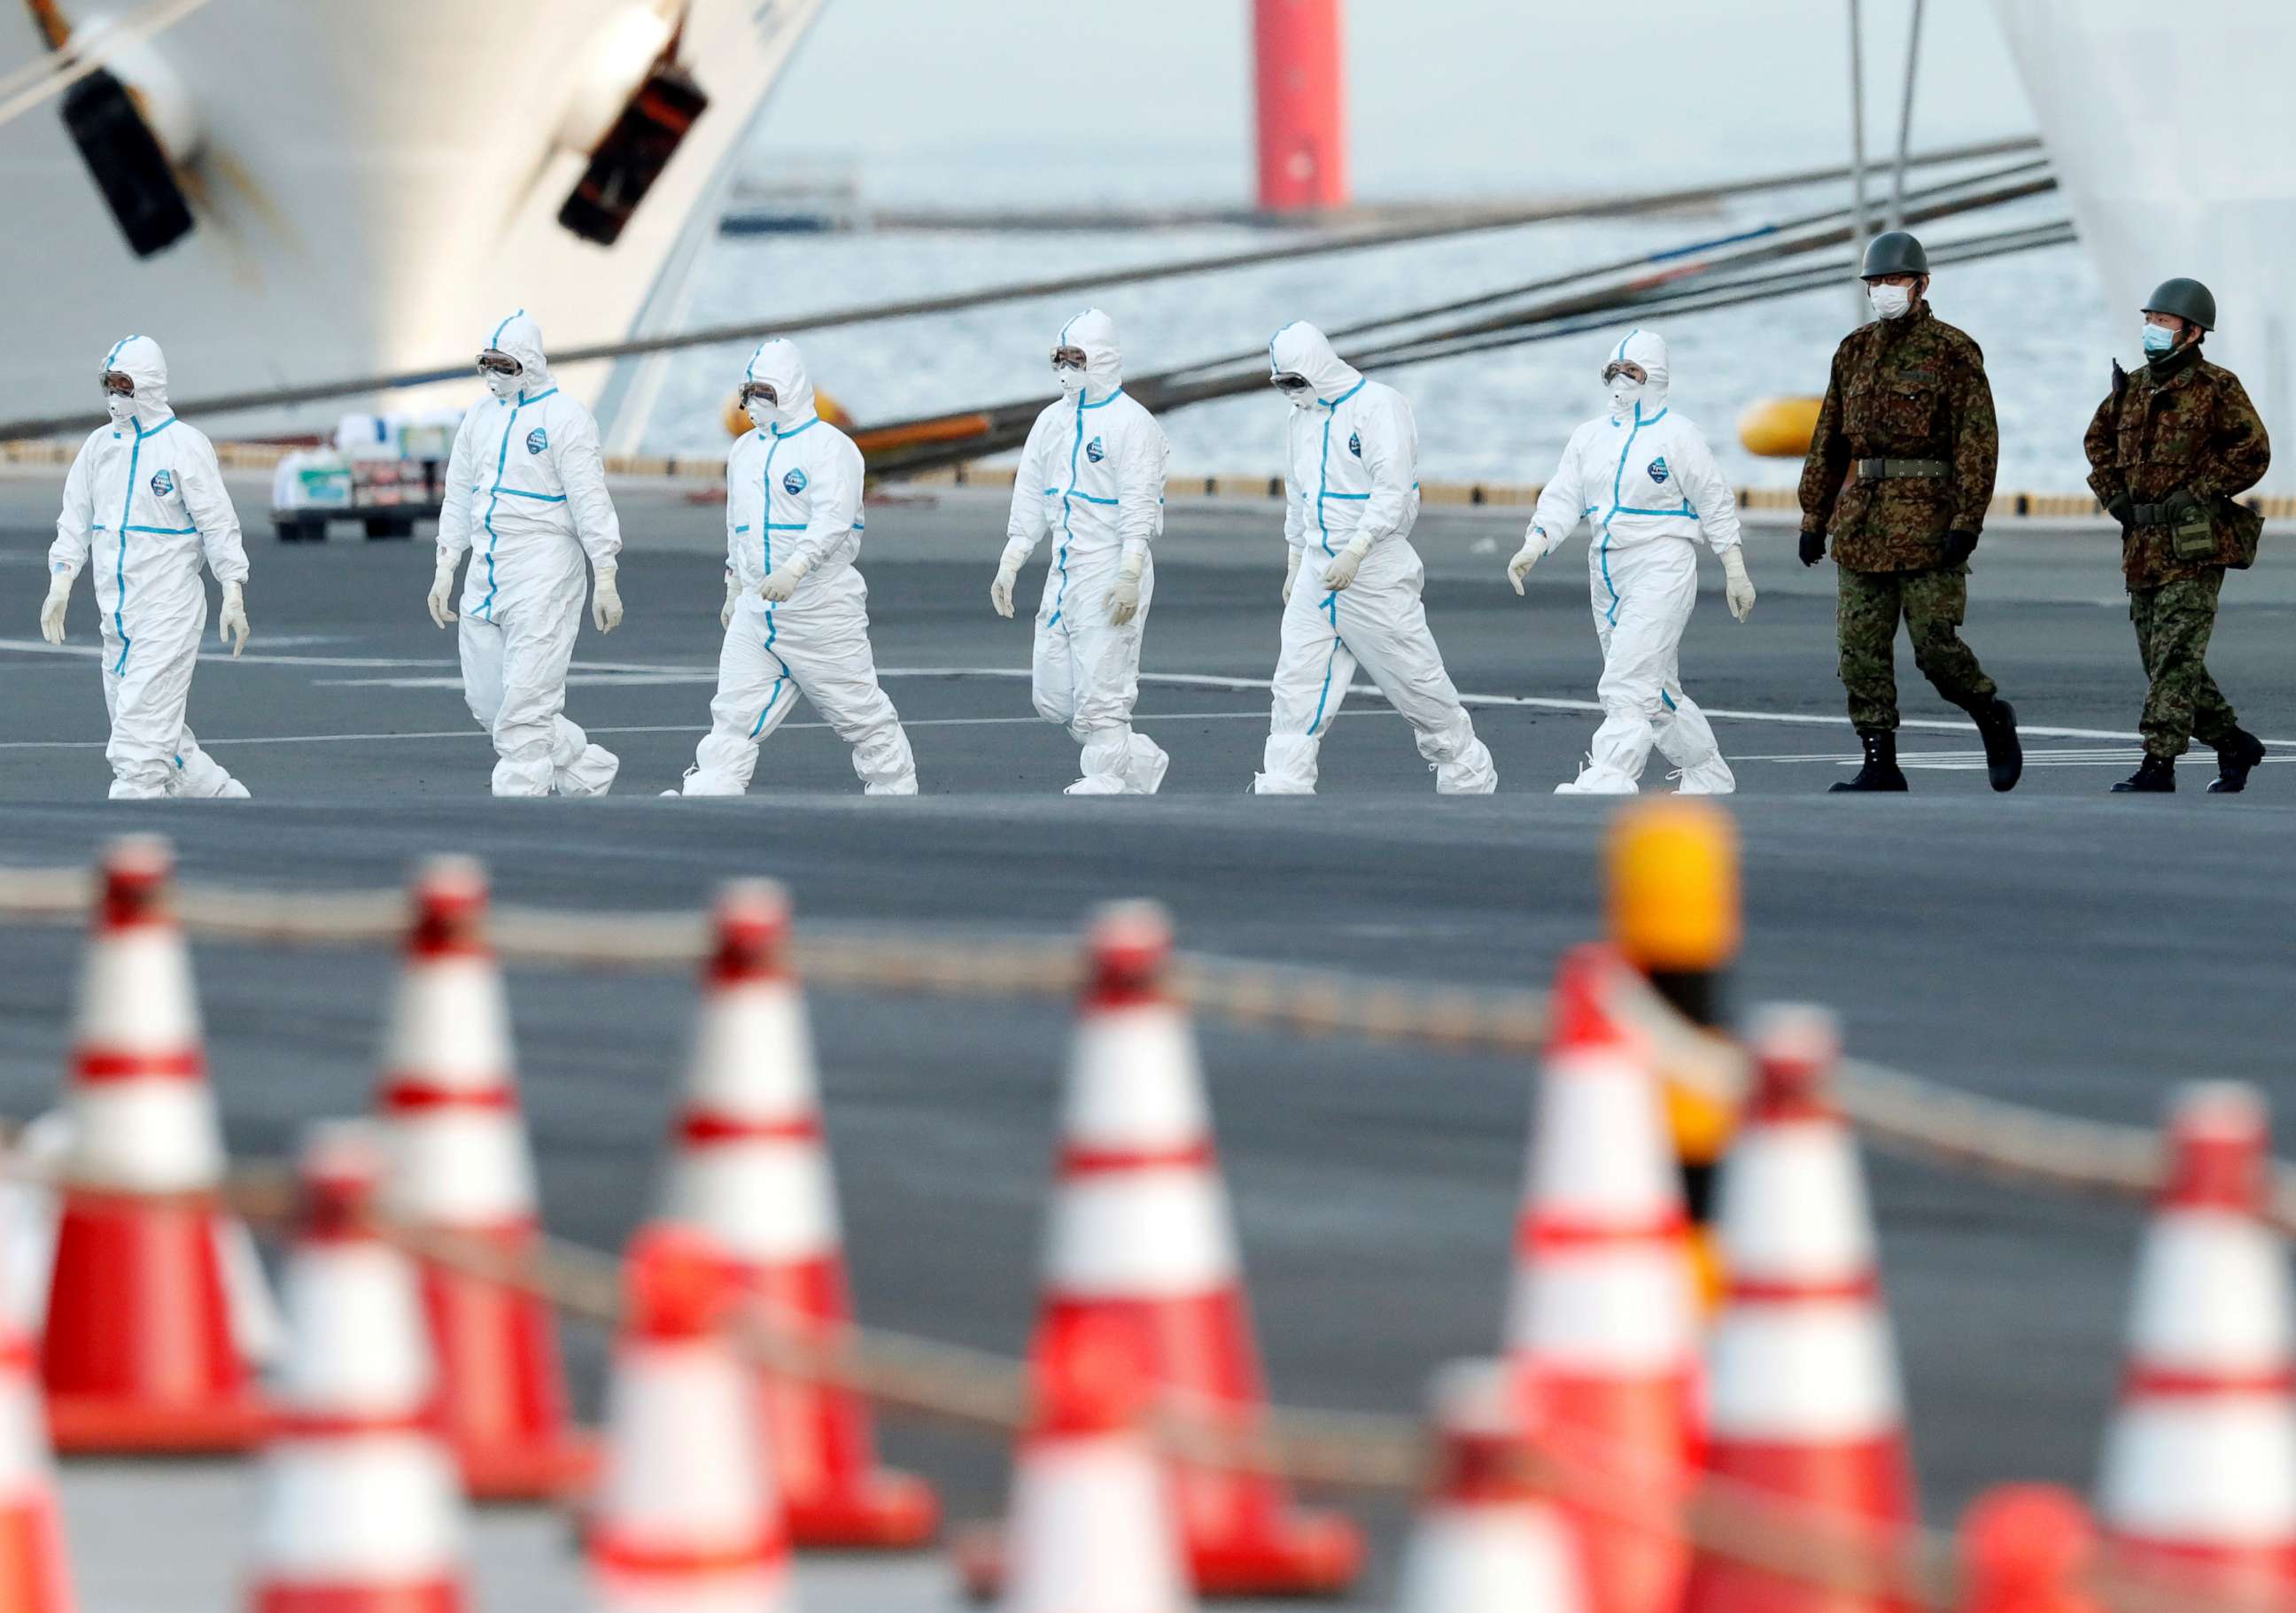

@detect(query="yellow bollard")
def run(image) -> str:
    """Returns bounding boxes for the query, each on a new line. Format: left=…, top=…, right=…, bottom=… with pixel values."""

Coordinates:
left=1606, top=800, right=1741, bottom=1313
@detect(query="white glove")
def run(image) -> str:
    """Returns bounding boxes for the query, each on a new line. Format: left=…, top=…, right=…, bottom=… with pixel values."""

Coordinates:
left=1321, top=535, right=1371, bottom=593
left=758, top=555, right=810, bottom=602
left=39, top=570, right=72, bottom=645
left=1508, top=530, right=1546, bottom=595
left=1721, top=547, right=1757, bottom=623
left=1282, top=547, right=1301, bottom=604
left=720, top=570, right=740, bottom=629
left=990, top=563, right=1018, bottom=619
left=218, top=580, right=249, bottom=657
left=427, top=553, right=459, bottom=628
left=1105, top=551, right=1144, bottom=625
left=591, top=564, right=623, bottom=632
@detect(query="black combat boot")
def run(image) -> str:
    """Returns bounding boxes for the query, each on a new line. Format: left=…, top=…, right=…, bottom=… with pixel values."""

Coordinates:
left=2209, top=729, right=2267, bottom=795
left=2111, top=754, right=2176, bottom=793
left=1830, top=729, right=1909, bottom=792
left=1970, top=697, right=2022, bottom=793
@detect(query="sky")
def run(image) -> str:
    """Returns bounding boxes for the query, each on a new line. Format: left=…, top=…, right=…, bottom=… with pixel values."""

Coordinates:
left=749, top=0, right=2041, bottom=206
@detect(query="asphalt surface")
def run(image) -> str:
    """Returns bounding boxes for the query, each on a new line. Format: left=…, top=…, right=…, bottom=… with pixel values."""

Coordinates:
left=4, top=474, right=2293, bottom=1596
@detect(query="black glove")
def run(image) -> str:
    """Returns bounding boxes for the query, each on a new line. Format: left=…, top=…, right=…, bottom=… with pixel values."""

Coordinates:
left=1943, top=529, right=1981, bottom=566
left=2105, top=492, right=2134, bottom=530
left=1798, top=528, right=1826, bottom=567
left=2161, top=487, right=2203, bottom=521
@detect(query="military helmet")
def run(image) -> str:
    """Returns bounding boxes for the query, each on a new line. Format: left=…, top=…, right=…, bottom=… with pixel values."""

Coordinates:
left=2143, top=276, right=2216, bottom=332
left=1859, top=230, right=1929, bottom=279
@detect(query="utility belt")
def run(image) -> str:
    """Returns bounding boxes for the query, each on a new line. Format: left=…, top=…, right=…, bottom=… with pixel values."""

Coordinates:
left=1853, top=458, right=1950, bottom=481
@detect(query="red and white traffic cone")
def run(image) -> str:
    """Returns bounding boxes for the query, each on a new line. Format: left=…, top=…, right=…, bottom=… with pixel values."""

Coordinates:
left=589, top=1224, right=791, bottom=1613
left=659, top=880, right=936, bottom=1548
left=960, top=902, right=1361, bottom=1600
left=0, top=1237, right=73, bottom=1611
left=2097, top=1082, right=2296, bottom=1601
left=1506, top=944, right=1698, bottom=1613
left=374, top=856, right=588, bottom=1501
left=1682, top=1004, right=1915, bottom=1613
left=1396, top=1360, right=1588, bottom=1613
left=247, top=1121, right=469, bottom=1613
left=42, top=834, right=266, bottom=1453
left=999, top=1312, right=1193, bottom=1613
left=1958, top=1485, right=2101, bottom=1613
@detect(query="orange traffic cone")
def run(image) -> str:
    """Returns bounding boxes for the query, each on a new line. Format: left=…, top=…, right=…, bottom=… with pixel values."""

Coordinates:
left=659, top=880, right=936, bottom=1547
left=589, top=1224, right=791, bottom=1613
left=999, top=1312, right=1194, bottom=1613
left=2097, top=1082, right=2296, bottom=1601
left=961, top=902, right=1361, bottom=1598
left=0, top=1232, right=72, bottom=1611
left=247, top=1121, right=469, bottom=1613
left=1507, top=943, right=1698, bottom=1613
left=374, top=856, right=588, bottom=1501
left=42, top=835, right=266, bottom=1453
left=1958, top=1485, right=2100, bottom=1613
left=1682, top=1004, right=1915, bottom=1613
left=1397, top=1360, right=1588, bottom=1613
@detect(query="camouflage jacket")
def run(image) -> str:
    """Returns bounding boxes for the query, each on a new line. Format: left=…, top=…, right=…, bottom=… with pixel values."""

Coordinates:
left=1797, top=303, right=1998, bottom=572
left=2083, top=345, right=2271, bottom=590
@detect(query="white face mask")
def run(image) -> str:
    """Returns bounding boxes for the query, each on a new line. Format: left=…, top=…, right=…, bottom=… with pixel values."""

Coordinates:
left=745, top=398, right=774, bottom=430
left=1055, top=365, right=1085, bottom=400
left=105, top=393, right=135, bottom=425
left=1608, top=378, right=1644, bottom=419
left=1867, top=283, right=1912, bottom=321
left=484, top=368, right=520, bottom=401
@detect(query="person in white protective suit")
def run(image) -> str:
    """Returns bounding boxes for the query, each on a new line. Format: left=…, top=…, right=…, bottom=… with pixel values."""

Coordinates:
left=427, top=310, right=624, bottom=797
left=1509, top=329, right=1757, bottom=795
left=666, top=337, right=917, bottom=796
left=990, top=308, right=1173, bottom=795
left=42, top=335, right=253, bottom=800
left=1253, top=322, right=1497, bottom=795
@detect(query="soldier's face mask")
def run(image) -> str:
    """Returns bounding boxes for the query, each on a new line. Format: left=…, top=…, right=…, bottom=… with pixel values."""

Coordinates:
left=1866, top=279, right=1914, bottom=321
left=2142, top=317, right=2181, bottom=356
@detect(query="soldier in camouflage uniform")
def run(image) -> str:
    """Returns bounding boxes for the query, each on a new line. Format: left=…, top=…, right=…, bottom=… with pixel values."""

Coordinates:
left=2083, top=276, right=2270, bottom=794
left=1798, top=230, right=2023, bottom=792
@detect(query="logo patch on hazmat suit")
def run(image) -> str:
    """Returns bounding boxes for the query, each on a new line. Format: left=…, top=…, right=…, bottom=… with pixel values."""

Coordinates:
left=149, top=469, right=174, bottom=497
left=1348, top=431, right=1362, bottom=458
left=1647, top=456, right=1670, bottom=485
left=1085, top=436, right=1105, bottom=463
left=783, top=468, right=808, bottom=496
left=526, top=429, right=548, bottom=455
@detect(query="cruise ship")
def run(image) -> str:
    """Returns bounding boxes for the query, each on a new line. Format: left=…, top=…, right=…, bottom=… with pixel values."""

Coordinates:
left=0, top=0, right=823, bottom=450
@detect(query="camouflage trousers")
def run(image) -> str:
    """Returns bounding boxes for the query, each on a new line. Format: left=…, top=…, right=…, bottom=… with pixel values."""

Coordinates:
left=1835, top=565, right=1998, bottom=733
left=2131, top=568, right=2237, bottom=759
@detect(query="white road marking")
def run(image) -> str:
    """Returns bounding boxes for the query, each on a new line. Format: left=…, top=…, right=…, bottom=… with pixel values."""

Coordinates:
left=0, top=711, right=1268, bottom=751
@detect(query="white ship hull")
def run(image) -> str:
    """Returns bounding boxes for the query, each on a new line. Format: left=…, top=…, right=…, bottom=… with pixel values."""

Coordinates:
left=1993, top=0, right=2296, bottom=489
left=0, top=0, right=819, bottom=444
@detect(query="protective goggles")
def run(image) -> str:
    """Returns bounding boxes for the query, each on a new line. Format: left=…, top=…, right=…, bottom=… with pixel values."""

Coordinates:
left=1051, top=346, right=1088, bottom=371
left=1600, top=360, right=1647, bottom=384
left=738, top=381, right=779, bottom=407
left=476, top=351, right=522, bottom=377
left=100, top=371, right=134, bottom=397
left=1270, top=372, right=1313, bottom=394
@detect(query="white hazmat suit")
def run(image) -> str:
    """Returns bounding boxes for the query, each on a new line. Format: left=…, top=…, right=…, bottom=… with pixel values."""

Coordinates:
left=994, top=309, right=1172, bottom=795
left=672, top=338, right=917, bottom=796
left=435, top=311, right=624, bottom=797
left=46, top=336, right=252, bottom=800
left=1254, top=322, right=1496, bottom=795
left=1517, top=330, right=1751, bottom=795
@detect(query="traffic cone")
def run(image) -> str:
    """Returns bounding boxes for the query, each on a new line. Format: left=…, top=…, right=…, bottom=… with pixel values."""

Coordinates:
left=42, top=834, right=266, bottom=1452
left=959, top=902, right=1362, bottom=1599
left=2096, top=1082, right=2296, bottom=1601
left=374, top=856, right=589, bottom=1501
left=999, top=1311, right=1193, bottom=1613
left=658, top=880, right=936, bottom=1547
left=1682, top=1004, right=1916, bottom=1613
left=247, top=1121, right=469, bottom=1613
left=1396, top=1360, right=1588, bottom=1613
left=1506, top=943, right=1698, bottom=1613
left=589, top=1224, right=791, bottom=1613
left=1958, top=1485, right=2101, bottom=1613
left=0, top=1236, right=73, bottom=1611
